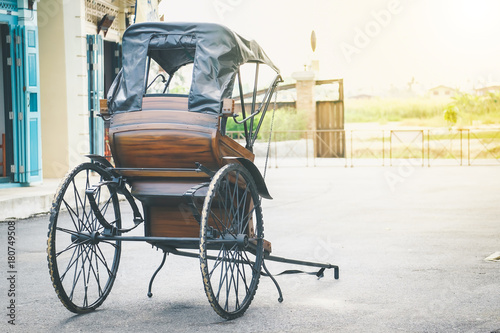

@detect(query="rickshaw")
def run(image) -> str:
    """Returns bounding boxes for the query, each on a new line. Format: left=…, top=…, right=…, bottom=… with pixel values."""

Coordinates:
left=47, top=22, right=339, bottom=320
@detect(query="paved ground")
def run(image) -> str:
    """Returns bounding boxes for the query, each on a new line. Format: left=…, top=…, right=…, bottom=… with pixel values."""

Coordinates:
left=1, top=165, right=499, bottom=332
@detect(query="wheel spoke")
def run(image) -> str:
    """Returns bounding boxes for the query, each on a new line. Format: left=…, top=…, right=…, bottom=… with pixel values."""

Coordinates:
left=62, top=198, right=83, bottom=232
left=72, top=177, right=93, bottom=233
left=56, top=241, right=82, bottom=258
left=69, top=244, right=87, bottom=301
left=215, top=246, right=228, bottom=300
left=99, top=239, right=120, bottom=250
left=209, top=246, right=226, bottom=277
left=90, top=244, right=104, bottom=297
left=59, top=242, right=84, bottom=282
left=239, top=251, right=252, bottom=293
left=227, top=247, right=240, bottom=310
left=94, top=242, right=116, bottom=277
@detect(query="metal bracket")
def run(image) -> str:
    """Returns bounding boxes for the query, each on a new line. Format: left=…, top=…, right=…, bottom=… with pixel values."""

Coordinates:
left=195, top=162, right=215, bottom=177
left=183, top=182, right=209, bottom=224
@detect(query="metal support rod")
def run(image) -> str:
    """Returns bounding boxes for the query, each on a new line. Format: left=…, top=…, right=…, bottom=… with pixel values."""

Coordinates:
left=262, top=260, right=283, bottom=303
left=147, top=251, right=167, bottom=298
left=237, top=68, right=250, bottom=148
left=265, top=254, right=339, bottom=279
left=169, top=249, right=252, bottom=264
left=166, top=249, right=339, bottom=280
left=251, top=76, right=282, bottom=146
left=98, top=235, right=200, bottom=243
left=249, top=63, right=260, bottom=138
left=97, top=234, right=256, bottom=250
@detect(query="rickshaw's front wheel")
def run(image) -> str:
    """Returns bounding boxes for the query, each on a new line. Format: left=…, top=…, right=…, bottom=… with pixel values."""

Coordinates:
left=199, top=163, right=264, bottom=320
left=47, top=162, right=121, bottom=313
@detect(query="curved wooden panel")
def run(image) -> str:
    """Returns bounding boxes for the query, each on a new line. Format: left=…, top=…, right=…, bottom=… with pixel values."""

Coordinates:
left=109, top=108, right=257, bottom=239
left=112, top=128, right=219, bottom=169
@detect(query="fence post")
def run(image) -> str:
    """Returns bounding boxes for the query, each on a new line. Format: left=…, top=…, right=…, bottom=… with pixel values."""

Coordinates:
left=468, top=129, right=470, bottom=166
left=305, top=130, right=309, bottom=167
left=427, top=130, right=430, bottom=167
left=460, top=129, right=462, bottom=166
left=382, top=130, right=385, bottom=166
left=390, top=131, right=393, bottom=166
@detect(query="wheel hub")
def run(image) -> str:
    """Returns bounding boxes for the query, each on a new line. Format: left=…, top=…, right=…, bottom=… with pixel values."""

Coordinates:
left=236, top=234, right=249, bottom=249
left=70, top=231, right=100, bottom=245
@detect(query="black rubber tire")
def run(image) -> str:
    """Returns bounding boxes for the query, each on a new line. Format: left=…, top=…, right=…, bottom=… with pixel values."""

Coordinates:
left=47, top=162, right=121, bottom=313
left=199, top=163, right=264, bottom=319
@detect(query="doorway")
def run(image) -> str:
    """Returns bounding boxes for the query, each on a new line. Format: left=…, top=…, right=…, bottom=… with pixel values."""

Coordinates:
left=0, top=23, right=13, bottom=182
left=87, top=36, right=121, bottom=157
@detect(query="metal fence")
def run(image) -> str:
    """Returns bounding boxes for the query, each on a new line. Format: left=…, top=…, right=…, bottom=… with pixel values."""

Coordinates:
left=226, top=128, right=500, bottom=168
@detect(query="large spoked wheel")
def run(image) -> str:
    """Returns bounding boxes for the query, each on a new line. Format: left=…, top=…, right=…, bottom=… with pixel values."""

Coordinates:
left=200, top=163, right=264, bottom=319
left=47, top=162, right=121, bottom=313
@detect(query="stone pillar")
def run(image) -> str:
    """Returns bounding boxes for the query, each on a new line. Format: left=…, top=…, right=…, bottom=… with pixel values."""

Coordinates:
left=292, top=70, right=316, bottom=130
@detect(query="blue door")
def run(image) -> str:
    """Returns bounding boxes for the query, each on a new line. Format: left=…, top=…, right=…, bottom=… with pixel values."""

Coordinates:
left=3, top=24, right=42, bottom=185
left=15, top=25, right=42, bottom=183
left=87, top=35, right=104, bottom=156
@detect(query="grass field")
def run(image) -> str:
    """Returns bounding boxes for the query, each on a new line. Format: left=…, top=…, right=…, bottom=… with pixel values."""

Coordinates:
left=227, top=92, right=500, bottom=133
left=345, top=93, right=500, bottom=127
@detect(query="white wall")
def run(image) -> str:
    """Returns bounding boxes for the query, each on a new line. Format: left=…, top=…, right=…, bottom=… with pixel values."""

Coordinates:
left=63, top=0, right=89, bottom=169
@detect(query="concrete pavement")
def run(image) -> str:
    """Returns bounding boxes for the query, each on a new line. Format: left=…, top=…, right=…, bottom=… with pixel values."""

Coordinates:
left=0, top=178, right=60, bottom=221
left=0, top=165, right=499, bottom=332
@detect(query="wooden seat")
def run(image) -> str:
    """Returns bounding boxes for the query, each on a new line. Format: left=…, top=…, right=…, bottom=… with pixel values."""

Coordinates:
left=0, top=133, right=5, bottom=177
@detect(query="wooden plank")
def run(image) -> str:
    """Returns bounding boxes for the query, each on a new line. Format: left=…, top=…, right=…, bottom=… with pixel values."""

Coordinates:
left=149, top=205, right=200, bottom=238
left=315, top=101, right=345, bottom=157
left=111, top=110, right=218, bottom=129
left=142, top=96, right=188, bottom=111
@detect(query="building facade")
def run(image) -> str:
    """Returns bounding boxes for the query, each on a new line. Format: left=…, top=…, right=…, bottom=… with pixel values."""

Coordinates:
left=38, top=0, right=135, bottom=179
left=0, top=0, right=42, bottom=188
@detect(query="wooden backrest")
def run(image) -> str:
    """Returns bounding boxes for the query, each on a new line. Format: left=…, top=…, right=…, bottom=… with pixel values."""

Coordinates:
left=142, top=96, right=189, bottom=111
left=109, top=96, right=254, bottom=179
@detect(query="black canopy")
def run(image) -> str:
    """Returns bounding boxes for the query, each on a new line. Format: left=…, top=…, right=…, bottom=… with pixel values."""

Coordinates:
left=107, top=22, right=279, bottom=114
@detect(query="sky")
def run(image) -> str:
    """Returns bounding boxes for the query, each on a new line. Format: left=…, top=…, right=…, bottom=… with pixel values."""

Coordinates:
left=160, top=0, right=500, bottom=96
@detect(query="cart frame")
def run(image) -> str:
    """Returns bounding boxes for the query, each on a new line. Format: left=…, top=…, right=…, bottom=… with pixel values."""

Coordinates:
left=47, top=22, right=339, bottom=320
